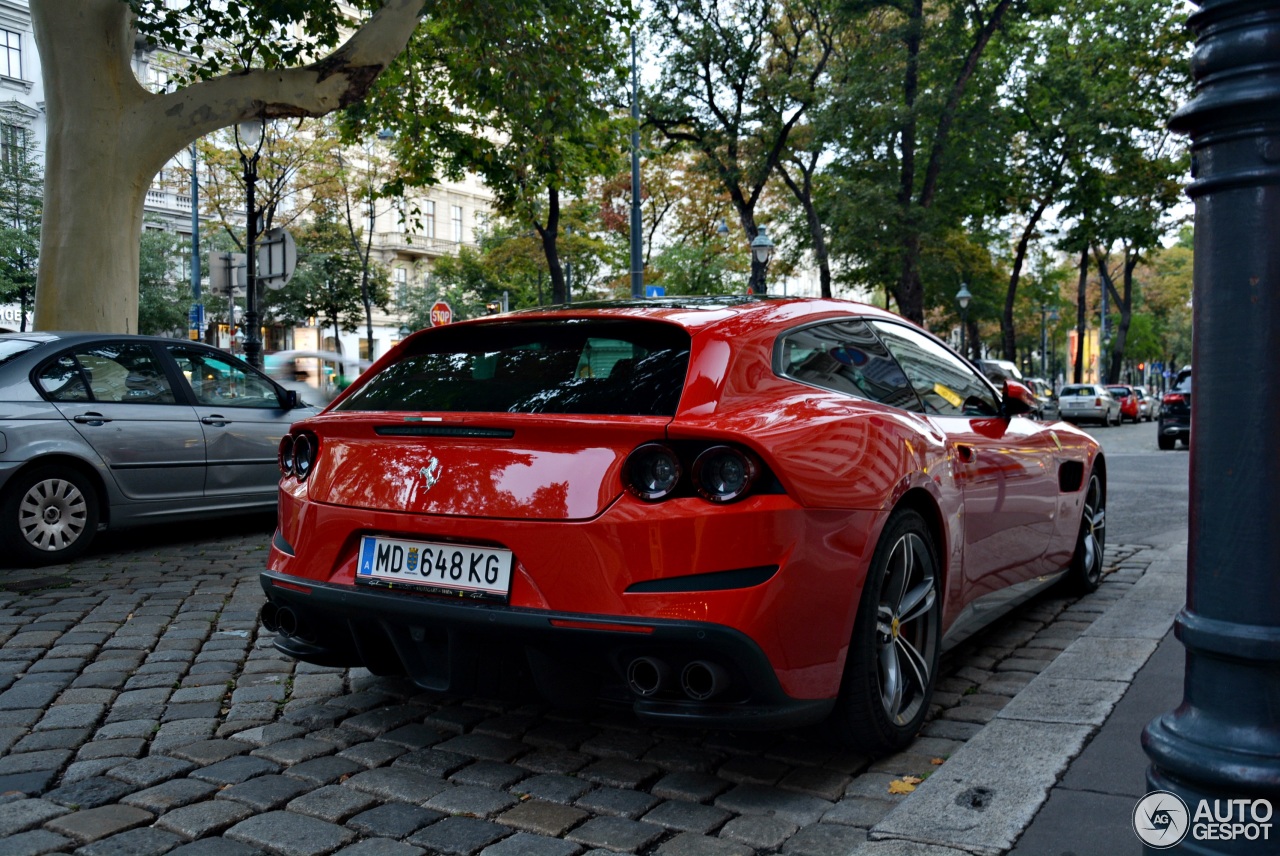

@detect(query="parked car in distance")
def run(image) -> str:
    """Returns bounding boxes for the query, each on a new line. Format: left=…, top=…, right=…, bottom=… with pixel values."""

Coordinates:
left=975, top=358, right=1024, bottom=383
left=1133, top=386, right=1158, bottom=421
left=1024, top=377, right=1058, bottom=420
left=0, top=332, right=318, bottom=565
left=1158, top=368, right=1192, bottom=450
left=1058, top=383, right=1122, bottom=426
left=1106, top=385, right=1140, bottom=423
left=261, top=296, right=1106, bottom=757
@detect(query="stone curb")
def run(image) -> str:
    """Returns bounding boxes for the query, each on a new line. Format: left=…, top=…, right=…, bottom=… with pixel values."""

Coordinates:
left=864, top=543, right=1187, bottom=855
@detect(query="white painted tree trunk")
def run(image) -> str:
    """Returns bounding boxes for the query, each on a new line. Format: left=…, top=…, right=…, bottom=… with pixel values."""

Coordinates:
left=30, top=0, right=422, bottom=333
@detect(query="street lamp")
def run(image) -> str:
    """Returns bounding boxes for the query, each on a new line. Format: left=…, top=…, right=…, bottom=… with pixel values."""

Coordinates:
left=234, top=116, right=266, bottom=368
left=1039, top=303, right=1049, bottom=377
left=750, top=226, right=775, bottom=295
left=956, top=284, right=973, bottom=358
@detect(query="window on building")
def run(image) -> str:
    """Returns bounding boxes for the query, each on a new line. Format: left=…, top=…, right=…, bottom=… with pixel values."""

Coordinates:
left=451, top=205, right=463, bottom=243
left=0, top=123, right=23, bottom=167
left=0, top=29, right=21, bottom=80
left=424, top=201, right=435, bottom=239
left=394, top=267, right=409, bottom=310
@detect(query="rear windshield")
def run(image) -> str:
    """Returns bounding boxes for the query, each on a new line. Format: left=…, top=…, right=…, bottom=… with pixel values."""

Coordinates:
left=1062, top=385, right=1097, bottom=396
left=1107, top=387, right=1130, bottom=398
left=0, top=338, right=40, bottom=367
left=335, top=319, right=692, bottom=416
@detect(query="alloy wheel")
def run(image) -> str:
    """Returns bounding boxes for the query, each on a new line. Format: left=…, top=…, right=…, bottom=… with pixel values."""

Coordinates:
left=874, top=532, right=939, bottom=725
left=1079, top=474, right=1106, bottom=585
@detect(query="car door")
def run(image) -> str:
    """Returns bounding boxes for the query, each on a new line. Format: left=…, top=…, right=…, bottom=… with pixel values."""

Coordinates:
left=39, top=341, right=206, bottom=500
left=164, top=344, right=298, bottom=499
left=867, top=322, right=1060, bottom=594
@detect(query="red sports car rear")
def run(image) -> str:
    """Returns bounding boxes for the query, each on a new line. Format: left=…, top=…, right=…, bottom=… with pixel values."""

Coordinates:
left=262, top=297, right=1103, bottom=755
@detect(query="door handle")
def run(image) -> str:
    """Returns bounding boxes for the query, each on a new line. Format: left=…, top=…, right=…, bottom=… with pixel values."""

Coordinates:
left=73, top=413, right=111, bottom=425
left=201, top=416, right=230, bottom=426
left=956, top=444, right=976, bottom=464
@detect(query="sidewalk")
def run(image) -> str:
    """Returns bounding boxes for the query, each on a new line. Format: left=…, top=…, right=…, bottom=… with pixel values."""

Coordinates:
left=857, top=536, right=1188, bottom=856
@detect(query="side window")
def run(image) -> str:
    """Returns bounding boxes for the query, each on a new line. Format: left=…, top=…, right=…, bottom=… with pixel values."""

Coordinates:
left=41, top=343, right=175, bottom=404
left=167, top=346, right=281, bottom=408
left=869, top=322, right=999, bottom=417
left=777, top=319, right=922, bottom=411
left=38, top=355, right=90, bottom=401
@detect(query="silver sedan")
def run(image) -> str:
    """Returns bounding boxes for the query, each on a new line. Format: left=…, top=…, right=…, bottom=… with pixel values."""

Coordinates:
left=1057, top=383, right=1122, bottom=427
left=0, top=332, right=317, bottom=565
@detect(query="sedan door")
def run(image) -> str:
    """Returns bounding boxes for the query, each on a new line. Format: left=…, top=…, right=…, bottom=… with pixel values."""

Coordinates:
left=39, top=342, right=206, bottom=501
left=164, top=344, right=299, bottom=499
left=868, top=322, right=1060, bottom=594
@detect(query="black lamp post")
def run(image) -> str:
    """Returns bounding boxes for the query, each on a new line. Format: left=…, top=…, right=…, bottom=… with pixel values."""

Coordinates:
left=1142, top=0, right=1280, bottom=847
left=956, top=284, right=972, bottom=358
left=234, top=117, right=265, bottom=368
left=749, top=226, right=775, bottom=294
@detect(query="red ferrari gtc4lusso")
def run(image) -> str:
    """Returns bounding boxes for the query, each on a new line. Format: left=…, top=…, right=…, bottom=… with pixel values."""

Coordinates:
left=262, top=297, right=1104, bottom=755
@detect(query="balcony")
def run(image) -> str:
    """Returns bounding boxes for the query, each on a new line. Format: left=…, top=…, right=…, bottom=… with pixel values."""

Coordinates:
left=371, top=232, right=478, bottom=258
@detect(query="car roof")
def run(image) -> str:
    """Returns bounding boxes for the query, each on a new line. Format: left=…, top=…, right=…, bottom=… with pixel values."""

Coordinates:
left=468, top=295, right=914, bottom=337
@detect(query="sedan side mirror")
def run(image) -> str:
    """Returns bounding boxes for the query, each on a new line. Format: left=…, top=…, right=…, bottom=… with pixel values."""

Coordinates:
left=1000, top=380, right=1037, bottom=419
left=281, top=388, right=301, bottom=410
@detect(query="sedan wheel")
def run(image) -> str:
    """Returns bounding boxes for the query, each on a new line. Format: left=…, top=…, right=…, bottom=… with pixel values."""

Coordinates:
left=2, top=467, right=100, bottom=566
left=1065, top=471, right=1106, bottom=593
left=832, top=509, right=940, bottom=756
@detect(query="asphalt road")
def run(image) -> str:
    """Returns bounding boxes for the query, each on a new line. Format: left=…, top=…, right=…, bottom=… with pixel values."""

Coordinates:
left=1067, top=416, right=1190, bottom=548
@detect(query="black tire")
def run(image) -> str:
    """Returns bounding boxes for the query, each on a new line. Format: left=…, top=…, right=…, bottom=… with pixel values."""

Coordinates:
left=1157, top=434, right=1175, bottom=451
left=1, top=466, right=100, bottom=566
left=1063, top=469, right=1105, bottom=594
left=830, top=509, right=941, bottom=756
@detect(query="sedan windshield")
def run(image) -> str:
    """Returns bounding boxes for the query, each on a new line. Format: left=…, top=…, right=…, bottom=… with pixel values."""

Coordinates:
left=335, top=319, right=692, bottom=417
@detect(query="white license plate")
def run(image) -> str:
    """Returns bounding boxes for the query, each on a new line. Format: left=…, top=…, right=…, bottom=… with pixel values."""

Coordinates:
left=357, top=536, right=513, bottom=600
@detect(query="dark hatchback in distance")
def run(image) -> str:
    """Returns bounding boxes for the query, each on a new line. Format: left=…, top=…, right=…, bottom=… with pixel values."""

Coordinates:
left=1158, top=367, right=1192, bottom=450
left=0, top=332, right=317, bottom=565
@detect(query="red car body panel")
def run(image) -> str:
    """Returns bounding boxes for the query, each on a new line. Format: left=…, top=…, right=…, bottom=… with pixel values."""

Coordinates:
left=265, top=297, right=1101, bottom=723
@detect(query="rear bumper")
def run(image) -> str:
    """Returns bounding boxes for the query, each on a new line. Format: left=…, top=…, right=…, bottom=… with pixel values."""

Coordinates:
left=259, top=569, right=834, bottom=729
left=1159, top=415, right=1190, bottom=437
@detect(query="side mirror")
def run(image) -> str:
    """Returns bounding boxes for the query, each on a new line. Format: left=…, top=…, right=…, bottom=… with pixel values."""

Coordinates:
left=281, top=388, right=301, bottom=410
left=1000, top=380, right=1038, bottom=418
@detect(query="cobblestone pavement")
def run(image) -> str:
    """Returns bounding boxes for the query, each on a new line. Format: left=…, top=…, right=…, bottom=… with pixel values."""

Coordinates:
left=0, top=520, right=1153, bottom=856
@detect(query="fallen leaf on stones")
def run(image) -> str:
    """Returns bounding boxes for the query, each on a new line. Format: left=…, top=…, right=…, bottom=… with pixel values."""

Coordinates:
left=888, top=777, right=921, bottom=794
left=931, top=758, right=945, bottom=766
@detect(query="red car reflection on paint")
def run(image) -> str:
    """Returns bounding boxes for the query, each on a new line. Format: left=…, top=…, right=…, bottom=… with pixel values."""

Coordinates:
left=261, top=297, right=1105, bottom=755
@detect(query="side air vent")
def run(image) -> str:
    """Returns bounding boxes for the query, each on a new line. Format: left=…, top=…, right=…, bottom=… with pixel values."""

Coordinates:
left=376, top=425, right=515, bottom=439
left=1058, top=460, right=1084, bottom=493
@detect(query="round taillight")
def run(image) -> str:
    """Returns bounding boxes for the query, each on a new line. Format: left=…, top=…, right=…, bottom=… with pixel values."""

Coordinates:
left=624, top=443, right=681, bottom=501
left=278, top=435, right=295, bottom=476
left=692, top=446, right=759, bottom=503
left=294, top=434, right=315, bottom=480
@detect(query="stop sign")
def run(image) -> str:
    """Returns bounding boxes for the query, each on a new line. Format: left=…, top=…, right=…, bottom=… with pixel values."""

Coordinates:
left=430, top=300, right=453, bottom=326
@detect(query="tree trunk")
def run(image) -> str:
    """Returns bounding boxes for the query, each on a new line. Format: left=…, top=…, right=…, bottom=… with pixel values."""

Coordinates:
left=536, top=188, right=566, bottom=304
left=777, top=157, right=831, bottom=298
left=30, top=0, right=422, bottom=333
left=1074, top=248, right=1088, bottom=383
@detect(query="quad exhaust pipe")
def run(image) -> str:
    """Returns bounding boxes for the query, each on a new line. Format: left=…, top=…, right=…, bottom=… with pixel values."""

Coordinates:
left=259, top=603, right=301, bottom=638
left=626, top=656, right=730, bottom=701
left=626, top=656, right=670, bottom=697
left=681, top=660, right=729, bottom=701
